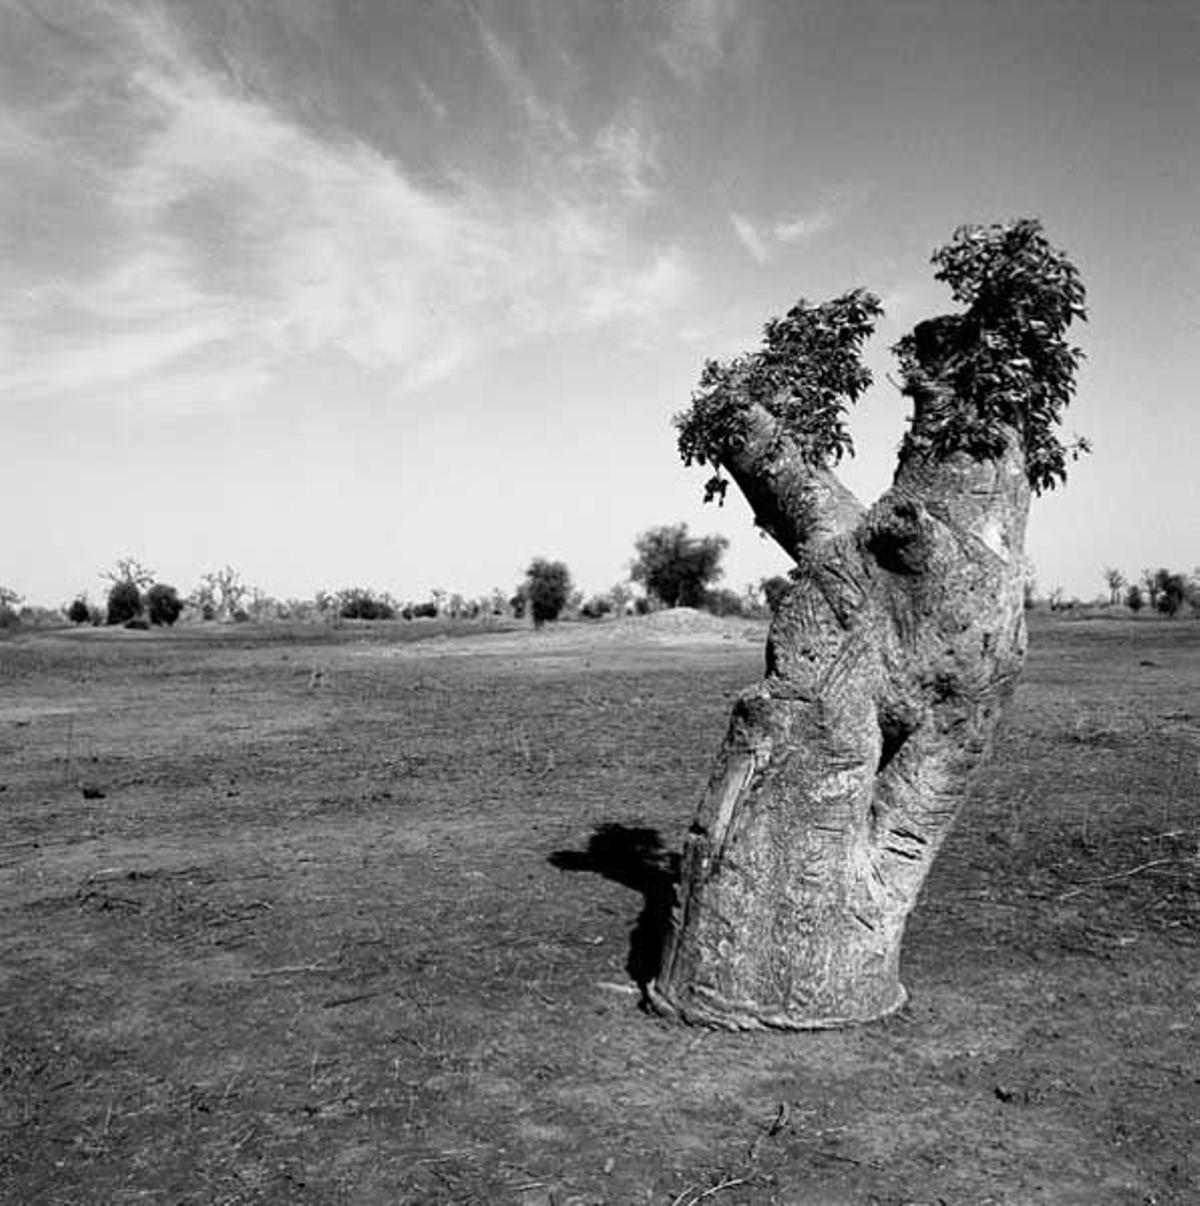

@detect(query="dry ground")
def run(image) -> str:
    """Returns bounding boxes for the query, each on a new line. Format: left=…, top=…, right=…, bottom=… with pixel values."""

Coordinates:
left=1, top=611, right=1196, bottom=1205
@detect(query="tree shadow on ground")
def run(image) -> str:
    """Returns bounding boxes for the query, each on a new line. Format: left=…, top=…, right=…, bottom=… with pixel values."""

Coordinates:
left=549, top=823, right=679, bottom=991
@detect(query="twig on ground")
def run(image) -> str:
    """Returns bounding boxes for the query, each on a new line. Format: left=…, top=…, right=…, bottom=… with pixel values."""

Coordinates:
left=322, top=990, right=388, bottom=1009
left=748, top=1101, right=790, bottom=1160
left=672, top=1177, right=750, bottom=1206
left=1058, top=858, right=1174, bottom=900
left=816, top=1150, right=865, bottom=1166
left=695, top=1178, right=750, bottom=1203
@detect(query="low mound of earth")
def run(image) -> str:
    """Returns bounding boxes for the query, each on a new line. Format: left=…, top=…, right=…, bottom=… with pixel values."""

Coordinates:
left=361, top=607, right=768, bottom=661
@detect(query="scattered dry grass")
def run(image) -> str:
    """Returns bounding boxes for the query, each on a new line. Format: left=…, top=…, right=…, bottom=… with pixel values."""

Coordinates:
left=1, top=613, right=1196, bottom=1203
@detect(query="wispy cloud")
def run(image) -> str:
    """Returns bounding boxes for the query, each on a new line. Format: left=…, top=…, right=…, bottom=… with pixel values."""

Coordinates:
left=414, top=75, right=448, bottom=124
left=466, top=1, right=574, bottom=142
left=729, top=204, right=840, bottom=263
left=0, top=3, right=693, bottom=410
left=774, top=209, right=835, bottom=245
left=729, top=212, right=769, bottom=263
left=573, top=108, right=663, bottom=203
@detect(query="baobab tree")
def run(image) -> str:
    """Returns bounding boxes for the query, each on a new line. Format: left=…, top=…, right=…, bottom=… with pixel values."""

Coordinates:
left=648, top=219, right=1087, bottom=1029
left=194, top=565, right=249, bottom=621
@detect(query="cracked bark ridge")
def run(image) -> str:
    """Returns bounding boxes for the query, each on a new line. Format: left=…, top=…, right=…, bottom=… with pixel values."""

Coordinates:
left=649, top=396, right=1032, bottom=1030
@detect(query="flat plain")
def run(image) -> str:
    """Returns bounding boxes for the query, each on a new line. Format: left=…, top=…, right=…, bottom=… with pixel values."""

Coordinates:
left=1, top=611, right=1196, bottom=1205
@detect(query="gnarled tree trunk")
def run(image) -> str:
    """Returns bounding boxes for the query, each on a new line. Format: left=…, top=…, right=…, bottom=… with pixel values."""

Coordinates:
left=648, top=403, right=1031, bottom=1029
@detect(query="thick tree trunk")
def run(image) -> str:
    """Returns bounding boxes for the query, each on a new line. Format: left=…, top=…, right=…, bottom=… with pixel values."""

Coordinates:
left=648, top=423, right=1031, bottom=1029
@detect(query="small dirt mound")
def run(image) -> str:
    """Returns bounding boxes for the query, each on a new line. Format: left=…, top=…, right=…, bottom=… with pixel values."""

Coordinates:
left=607, top=607, right=765, bottom=646
left=638, top=607, right=739, bottom=633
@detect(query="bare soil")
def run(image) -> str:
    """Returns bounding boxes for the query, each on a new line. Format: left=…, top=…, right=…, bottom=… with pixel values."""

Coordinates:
left=1, top=612, right=1196, bottom=1205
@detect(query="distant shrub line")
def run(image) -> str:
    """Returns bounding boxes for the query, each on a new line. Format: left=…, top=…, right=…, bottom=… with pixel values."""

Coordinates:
left=11, top=549, right=1195, bottom=636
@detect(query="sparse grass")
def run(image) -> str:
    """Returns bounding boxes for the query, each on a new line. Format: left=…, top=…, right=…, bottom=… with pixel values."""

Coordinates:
left=0, top=614, right=1196, bottom=1204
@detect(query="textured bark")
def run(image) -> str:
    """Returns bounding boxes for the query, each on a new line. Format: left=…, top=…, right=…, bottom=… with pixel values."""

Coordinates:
left=649, top=405, right=1032, bottom=1029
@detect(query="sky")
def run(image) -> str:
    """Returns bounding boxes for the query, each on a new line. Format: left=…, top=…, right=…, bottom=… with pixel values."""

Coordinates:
left=3, top=0, right=1197, bottom=609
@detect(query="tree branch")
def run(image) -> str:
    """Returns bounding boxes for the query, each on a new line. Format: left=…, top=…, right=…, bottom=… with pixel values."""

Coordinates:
left=721, top=403, right=864, bottom=560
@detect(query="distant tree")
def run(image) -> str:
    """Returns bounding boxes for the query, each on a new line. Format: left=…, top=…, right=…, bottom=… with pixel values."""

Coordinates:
left=630, top=524, right=729, bottom=609
left=194, top=566, right=249, bottom=621
left=523, top=559, right=572, bottom=627
left=245, top=589, right=287, bottom=622
left=1102, top=567, right=1126, bottom=606
left=66, top=597, right=91, bottom=625
left=0, top=586, right=22, bottom=628
left=1155, top=571, right=1188, bottom=618
left=580, top=594, right=613, bottom=619
left=312, top=590, right=338, bottom=620
left=1125, top=583, right=1144, bottom=613
left=759, top=575, right=792, bottom=614
left=1141, top=569, right=1161, bottom=612
left=607, top=581, right=634, bottom=616
left=146, top=584, right=184, bottom=626
left=338, top=588, right=396, bottom=620
left=106, top=580, right=143, bottom=626
left=101, top=557, right=155, bottom=589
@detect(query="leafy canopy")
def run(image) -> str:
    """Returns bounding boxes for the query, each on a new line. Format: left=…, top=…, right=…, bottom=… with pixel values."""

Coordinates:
left=146, top=583, right=184, bottom=627
left=894, top=218, right=1088, bottom=494
left=106, top=580, right=143, bottom=626
left=630, top=523, right=729, bottom=609
left=676, top=218, right=1087, bottom=503
left=523, top=558, right=572, bottom=626
left=675, top=289, right=884, bottom=504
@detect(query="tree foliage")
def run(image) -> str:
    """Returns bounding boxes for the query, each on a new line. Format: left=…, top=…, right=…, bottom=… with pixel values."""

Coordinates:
left=194, top=566, right=249, bottom=621
left=106, top=580, right=143, bottom=626
left=676, top=290, right=883, bottom=503
left=146, top=583, right=184, bottom=626
left=759, top=575, right=792, bottom=614
left=1103, top=567, right=1126, bottom=606
left=1140, top=569, right=1162, bottom=611
left=1151, top=569, right=1188, bottom=618
left=895, top=219, right=1088, bottom=494
left=523, top=559, right=572, bottom=627
left=630, top=524, right=729, bottom=609
left=676, top=218, right=1087, bottom=506
left=0, top=585, right=23, bottom=627
left=337, top=588, right=397, bottom=620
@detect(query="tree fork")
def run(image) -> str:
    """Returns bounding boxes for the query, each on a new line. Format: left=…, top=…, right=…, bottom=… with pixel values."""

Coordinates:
left=649, top=439, right=1029, bottom=1028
